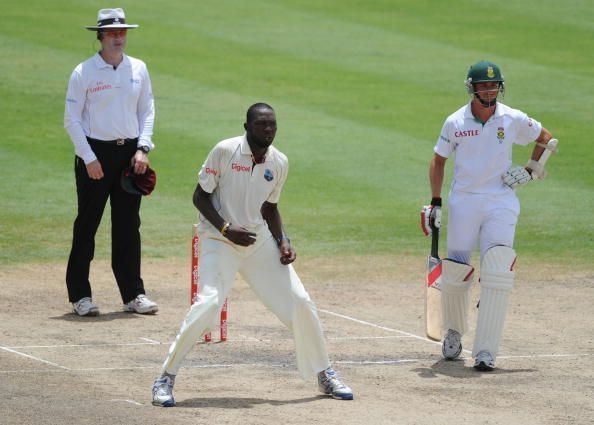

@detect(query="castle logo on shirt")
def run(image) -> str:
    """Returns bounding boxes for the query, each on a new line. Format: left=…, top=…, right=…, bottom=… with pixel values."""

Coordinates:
left=264, top=169, right=274, bottom=181
left=497, top=127, right=505, bottom=143
left=454, top=130, right=479, bottom=137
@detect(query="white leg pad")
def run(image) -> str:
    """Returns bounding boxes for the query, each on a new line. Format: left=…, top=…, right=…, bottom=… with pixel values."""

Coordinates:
left=472, top=246, right=516, bottom=358
left=441, top=260, right=474, bottom=335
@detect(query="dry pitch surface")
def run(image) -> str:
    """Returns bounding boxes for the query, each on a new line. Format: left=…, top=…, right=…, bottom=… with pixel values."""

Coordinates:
left=1, top=256, right=592, bottom=425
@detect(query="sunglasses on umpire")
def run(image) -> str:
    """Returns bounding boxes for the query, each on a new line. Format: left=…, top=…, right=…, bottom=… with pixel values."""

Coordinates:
left=101, top=29, right=128, bottom=38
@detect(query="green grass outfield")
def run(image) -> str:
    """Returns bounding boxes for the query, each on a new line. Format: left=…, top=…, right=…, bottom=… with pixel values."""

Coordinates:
left=1, top=0, right=592, bottom=266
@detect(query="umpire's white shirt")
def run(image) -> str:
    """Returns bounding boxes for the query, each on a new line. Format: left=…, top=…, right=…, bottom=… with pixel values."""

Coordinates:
left=64, top=53, right=155, bottom=164
left=198, top=135, right=289, bottom=233
left=434, top=102, right=542, bottom=195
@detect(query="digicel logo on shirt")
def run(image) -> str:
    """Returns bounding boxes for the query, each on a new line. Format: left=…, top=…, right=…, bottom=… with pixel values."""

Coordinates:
left=454, top=130, right=480, bottom=137
left=232, top=163, right=251, bottom=172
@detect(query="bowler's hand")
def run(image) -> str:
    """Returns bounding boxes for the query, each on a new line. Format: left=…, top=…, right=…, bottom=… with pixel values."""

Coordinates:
left=279, top=240, right=296, bottom=265
left=86, top=160, right=104, bottom=180
left=131, top=151, right=149, bottom=175
left=225, top=225, right=257, bottom=246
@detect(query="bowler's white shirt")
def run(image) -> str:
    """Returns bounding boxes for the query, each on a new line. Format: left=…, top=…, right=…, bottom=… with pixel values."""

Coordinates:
left=198, top=135, right=288, bottom=232
left=435, top=102, right=542, bottom=195
left=64, top=53, right=155, bottom=164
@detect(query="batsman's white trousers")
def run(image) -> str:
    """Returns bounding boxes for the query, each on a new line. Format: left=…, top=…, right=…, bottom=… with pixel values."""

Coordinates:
left=160, top=225, right=330, bottom=381
left=446, top=191, right=520, bottom=264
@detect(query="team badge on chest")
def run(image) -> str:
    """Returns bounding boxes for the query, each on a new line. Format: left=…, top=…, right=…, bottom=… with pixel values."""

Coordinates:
left=497, top=127, right=505, bottom=143
left=264, top=169, right=274, bottom=182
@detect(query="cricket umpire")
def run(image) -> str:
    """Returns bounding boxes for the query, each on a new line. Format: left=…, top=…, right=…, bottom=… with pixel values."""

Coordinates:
left=151, top=103, right=353, bottom=406
left=64, top=8, right=158, bottom=316
left=421, top=60, right=557, bottom=370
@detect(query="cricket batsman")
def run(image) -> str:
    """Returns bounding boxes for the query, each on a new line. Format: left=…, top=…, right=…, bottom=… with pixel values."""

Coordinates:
left=421, top=60, right=557, bottom=370
left=151, top=103, right=353, bottom=406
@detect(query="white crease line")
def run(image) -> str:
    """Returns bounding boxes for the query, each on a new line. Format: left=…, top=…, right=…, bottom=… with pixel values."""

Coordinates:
left=498, top=353, right=593, bottom=359
left=330, top=335, right=414, bottom=340
left=219, top=335, right=414, bottom=343
left=0, top=345, right=70, bottom=370
left=319, top=309, right=442, bottom=346
left=336, top=359, right=419, bottom=365
left=66, top=363, right=285, bottom=372
left=5, top=342, right=165, bottom=349
left=4, top=335, right=412, bottom=350
left=0, top=369, right=70, bottom=374
left=110, top=399, right=144, bottom=406
left=237, top=334, right=261, bottom=342
left=139, top=337, right=161, bottom=344
left=71, top=366, right=156, bottom=371
left=0, top=353, right=592, bottom=374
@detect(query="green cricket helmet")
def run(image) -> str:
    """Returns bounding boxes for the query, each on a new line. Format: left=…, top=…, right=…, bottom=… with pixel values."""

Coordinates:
left=465, top=60, right=505, bottom=105
left=467, top=60, right=504, bottom=84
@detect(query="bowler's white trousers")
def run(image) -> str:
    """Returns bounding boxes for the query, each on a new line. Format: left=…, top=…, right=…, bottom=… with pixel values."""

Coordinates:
left=446, top=191, right=520, bottom=264
left=160, top=225, right=330, bottom=381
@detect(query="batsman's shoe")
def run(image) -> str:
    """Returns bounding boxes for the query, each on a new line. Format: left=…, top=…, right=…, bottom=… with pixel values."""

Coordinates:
left=123, top=294, right=158, bottom=314
left=152, top=374, right=175, bottom=407
left=474, top=350, right=495, bottom=371
left=318, top=367, right=354, bottom=400
left=442, top=329, right=463, bottom=360
left=72, top=297, right=99, bottom=316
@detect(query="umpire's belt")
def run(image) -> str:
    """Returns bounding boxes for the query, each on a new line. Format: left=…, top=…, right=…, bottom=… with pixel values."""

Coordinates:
left=86, top=137, right=138, bottom=146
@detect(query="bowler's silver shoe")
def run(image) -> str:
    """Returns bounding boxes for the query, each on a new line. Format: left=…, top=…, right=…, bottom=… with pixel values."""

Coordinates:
left=442, top=329, right=462, bottom=360
left=473, top=350, right=495, bottom=371
left=318, top=367, right=353, bottom=400
left=152, top=374, right=175, bottom=407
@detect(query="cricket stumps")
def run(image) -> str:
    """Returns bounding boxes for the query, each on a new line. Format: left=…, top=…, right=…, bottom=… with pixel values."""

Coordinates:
left=191, top=224, right=228, bottom=342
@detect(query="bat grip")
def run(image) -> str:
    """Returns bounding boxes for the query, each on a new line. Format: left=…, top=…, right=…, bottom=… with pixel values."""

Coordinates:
left=430, top=223, right=440, bottom=259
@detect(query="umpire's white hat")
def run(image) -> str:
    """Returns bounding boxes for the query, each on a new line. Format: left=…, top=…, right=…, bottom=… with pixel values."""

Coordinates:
left=85, top=8, right=139, bottom=31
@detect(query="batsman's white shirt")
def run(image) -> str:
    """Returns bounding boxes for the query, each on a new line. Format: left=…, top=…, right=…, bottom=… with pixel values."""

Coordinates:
left=64, top=53, right=155, bottom=164
left=435, top=102, right=542, bottom=195
left=198, top=134, right=288, bottom=233
left=434, top=102, right=542, bottom=261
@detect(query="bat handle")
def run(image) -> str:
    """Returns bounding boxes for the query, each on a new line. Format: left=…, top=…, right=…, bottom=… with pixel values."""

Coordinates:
left=430, top=223, right=440, bottom=259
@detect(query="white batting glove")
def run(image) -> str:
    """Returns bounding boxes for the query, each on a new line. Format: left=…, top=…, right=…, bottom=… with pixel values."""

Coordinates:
left=503, top=165, right=532, bottom=189
left=421, top=205, right=442, bottom=235
left=526, top=159, right=547, bottom=180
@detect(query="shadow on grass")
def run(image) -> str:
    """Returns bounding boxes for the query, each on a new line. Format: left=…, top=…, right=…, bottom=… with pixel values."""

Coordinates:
left=412, top=358, right=537, bottom=379
left=177, top=395, right=328, bottom=408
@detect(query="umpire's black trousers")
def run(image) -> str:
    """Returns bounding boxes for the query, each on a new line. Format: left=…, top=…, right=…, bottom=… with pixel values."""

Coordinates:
left=66, top=138, right=146, bottom=304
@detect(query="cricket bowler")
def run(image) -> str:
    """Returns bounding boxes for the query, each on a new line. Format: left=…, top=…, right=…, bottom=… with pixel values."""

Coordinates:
left=152, top=103, right=353, bottom=406
left=421, top=60, right=557, bottom=370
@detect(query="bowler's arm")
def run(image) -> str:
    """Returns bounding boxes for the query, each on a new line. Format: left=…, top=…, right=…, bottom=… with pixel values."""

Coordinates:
left=193, top=184, right=256, bottom=246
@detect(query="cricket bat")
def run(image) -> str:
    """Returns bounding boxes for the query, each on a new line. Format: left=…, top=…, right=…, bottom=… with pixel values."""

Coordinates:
left=529, top=138, right=558, bottom=180
left=425, top=223, right=442, bottom=341
left=537, top=138, right=558, bottom=167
